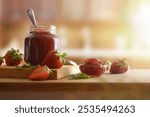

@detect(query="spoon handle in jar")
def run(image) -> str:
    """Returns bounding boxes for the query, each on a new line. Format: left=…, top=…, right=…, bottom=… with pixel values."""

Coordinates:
left=27, top=8, right=37, bottom=27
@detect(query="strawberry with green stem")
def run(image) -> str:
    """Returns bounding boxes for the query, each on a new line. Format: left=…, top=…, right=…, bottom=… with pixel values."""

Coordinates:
left=5, top=48, right=23, bottom=66
left=41, top=50, right=67, bottom=69
left=110, top=59, right=130, bottom=74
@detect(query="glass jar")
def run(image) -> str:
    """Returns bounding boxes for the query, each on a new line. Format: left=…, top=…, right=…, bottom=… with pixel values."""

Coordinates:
left=24, top=25, right=60, bottom=65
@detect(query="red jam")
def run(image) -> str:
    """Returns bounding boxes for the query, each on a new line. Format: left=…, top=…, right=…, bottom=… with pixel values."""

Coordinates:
left=24, top=25, right=60, bottom=65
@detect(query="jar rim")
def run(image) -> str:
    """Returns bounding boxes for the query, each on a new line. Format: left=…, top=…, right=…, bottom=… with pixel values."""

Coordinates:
left=30, top=25, right=56, bottom=30
left=29, top=25, right=56, bottom=34
left=30, top=24, right=56, bottom=28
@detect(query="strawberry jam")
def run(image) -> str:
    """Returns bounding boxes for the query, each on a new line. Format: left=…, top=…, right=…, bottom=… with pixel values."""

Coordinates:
left=79, top=58, right=106, bottom=77
left=24, top=25, right=60, bottom=65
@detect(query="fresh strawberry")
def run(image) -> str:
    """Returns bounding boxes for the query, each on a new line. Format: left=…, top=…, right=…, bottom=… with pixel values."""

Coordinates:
left=110, top=59, right=130, bottom=74
left=29, top=66, right=51, bottom=80
left=0, top=57, right=4, bottom=65
left=5, top=48, right=23, bottom=66
left=41, top=50, right=67, bottom=69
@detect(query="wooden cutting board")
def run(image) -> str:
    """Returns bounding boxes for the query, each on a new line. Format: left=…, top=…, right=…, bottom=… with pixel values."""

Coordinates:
left=0, top=65, right=80, bottom=80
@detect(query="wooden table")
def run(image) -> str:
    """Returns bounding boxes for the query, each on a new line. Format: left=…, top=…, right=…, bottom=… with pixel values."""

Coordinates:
left=0, top=69, right=150, bottom=100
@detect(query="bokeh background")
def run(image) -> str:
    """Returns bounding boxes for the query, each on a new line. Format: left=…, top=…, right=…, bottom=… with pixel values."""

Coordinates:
left=0, top=0, right=150, bottom=68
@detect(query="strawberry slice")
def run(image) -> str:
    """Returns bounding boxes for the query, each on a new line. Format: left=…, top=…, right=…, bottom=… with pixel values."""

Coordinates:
left=29, top=66, right=51, bottom=80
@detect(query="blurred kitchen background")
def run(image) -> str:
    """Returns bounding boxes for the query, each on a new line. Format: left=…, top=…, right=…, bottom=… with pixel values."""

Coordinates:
left=0, top=0, right=150, bottom=68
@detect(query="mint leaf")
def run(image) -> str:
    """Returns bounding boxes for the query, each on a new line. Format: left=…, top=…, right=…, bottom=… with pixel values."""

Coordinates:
left=68, top=73, right=90, bottom=80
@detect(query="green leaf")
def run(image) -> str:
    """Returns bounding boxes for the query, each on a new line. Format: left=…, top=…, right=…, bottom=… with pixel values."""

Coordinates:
left=0, top=56, right=4, bottom=63
left=9, top=48, right=22, bottom=60
left=57, top=51, right=67, bottom=59
left=15, top=63, right=38, bottom=69
left=60, top=52, right=67, bottom=58
left=68, top=73, right=90, bottom=80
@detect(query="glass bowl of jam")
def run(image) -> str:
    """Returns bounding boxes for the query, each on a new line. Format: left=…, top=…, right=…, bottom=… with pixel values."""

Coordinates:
left=24, top=25, right=60, bottom=65
left=79, top=58, right=107, bottom=77
left=79, top=64, right=106, bottom=77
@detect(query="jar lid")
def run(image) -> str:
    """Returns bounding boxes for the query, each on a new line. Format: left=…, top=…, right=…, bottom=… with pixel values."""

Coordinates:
left=30, top=25, right=56, bottom=34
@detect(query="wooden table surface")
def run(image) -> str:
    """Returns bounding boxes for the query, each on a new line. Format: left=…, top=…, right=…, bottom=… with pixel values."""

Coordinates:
left=0, top=69, right=150, bottom=100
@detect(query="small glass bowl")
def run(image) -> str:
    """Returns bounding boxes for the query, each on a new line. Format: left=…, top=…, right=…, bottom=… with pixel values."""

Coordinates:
left=79, top=64, right=107, bottom=77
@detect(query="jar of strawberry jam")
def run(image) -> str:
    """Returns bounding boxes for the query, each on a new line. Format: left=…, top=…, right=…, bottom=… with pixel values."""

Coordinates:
left=24, top=25, right=60, bottom=65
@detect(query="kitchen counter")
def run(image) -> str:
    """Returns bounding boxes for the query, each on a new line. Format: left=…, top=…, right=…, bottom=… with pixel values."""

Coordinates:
left=0, top=69, right=150, bottom=100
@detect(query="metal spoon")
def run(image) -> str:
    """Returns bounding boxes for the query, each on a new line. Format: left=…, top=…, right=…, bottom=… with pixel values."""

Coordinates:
left=27, top=8, right=37, bottom=27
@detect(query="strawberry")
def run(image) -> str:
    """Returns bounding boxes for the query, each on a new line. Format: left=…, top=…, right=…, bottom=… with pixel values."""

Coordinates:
left=5, top=48, right=23, bottom=66
left=0, top=57, right=4, bottom=65
left=29, top=66, right=51, bottom=80
left=41, top=50, right=67, bottom=69
left=110, top=59, right=130, bottom=74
